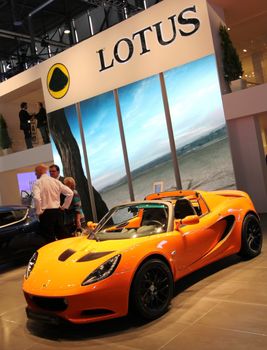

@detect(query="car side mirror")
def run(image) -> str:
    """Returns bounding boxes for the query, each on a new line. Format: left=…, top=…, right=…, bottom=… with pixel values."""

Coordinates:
left=181, top=215, right=200, bottom=225
left=87, top=221, right=98, bottom=230
left=174, top=215, right=199, bottom=230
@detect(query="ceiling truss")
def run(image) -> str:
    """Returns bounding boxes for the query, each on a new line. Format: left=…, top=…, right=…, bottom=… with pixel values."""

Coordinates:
left=0, top=0, right=160, bottom=81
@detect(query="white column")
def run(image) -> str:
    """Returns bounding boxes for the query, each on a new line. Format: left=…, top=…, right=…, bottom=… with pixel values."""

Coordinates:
left=227, top=115, right=267, bottom=213
left=252, top=52, right=264, bottom=84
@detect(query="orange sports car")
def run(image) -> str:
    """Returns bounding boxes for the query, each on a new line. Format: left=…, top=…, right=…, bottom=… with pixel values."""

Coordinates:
left=23, top=189, right=262, bottom=325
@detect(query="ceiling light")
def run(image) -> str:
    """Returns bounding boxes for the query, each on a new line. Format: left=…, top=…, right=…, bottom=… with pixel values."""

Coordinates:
left=243, top=49, right=247, bottom=53
left=13, top=20, right=23, bottom=26
left=64, top=29, right=71, bottom=34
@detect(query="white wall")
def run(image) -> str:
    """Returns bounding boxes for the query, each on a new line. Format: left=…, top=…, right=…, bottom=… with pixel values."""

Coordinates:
left=0, top=145, right=53, bottom=205
left=222, top=83, right=267, bottom=119
left=0, top=79, right=45, bottom=152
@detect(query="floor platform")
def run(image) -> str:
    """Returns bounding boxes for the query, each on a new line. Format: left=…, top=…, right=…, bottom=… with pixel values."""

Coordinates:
left=1, top=214, right=267, bottom=350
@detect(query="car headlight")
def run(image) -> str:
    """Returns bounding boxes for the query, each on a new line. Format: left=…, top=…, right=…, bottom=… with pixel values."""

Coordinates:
left=82, top=254, right=121, bottom=286
left=25, top=252, right=38, bottom=279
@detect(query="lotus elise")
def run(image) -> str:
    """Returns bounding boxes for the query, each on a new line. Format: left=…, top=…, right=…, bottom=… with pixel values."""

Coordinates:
left=23, top=189, right=262, bottom=324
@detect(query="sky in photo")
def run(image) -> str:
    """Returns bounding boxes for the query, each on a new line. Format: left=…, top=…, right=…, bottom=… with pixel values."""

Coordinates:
left=164, top=55, right=225, bottom=148
left=51, top=54, right=225, bottom=191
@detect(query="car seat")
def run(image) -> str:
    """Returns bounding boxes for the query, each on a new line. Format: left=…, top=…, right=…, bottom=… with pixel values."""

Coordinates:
left=174, top=198, right=196, bottom=219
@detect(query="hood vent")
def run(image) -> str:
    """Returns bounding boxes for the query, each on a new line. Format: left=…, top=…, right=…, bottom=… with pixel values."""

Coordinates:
left=77, top=251, right=114, bottom=262
left=58, top=249, right=76, bottom=261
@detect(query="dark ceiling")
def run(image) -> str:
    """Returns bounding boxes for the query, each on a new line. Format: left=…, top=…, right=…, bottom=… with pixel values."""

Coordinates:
left=0, top=0, right=159, bottom=81
left=0, top=1, right=91, bottom=56
left=2, top=0, right=266, bottom=83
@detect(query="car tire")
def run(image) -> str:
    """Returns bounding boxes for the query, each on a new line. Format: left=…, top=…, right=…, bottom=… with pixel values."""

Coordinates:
left=130, top=259, right=173, bottom=320
left=239, top=214, right=262, bottom=259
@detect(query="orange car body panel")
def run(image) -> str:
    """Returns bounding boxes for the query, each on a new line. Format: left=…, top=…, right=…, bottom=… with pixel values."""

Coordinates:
left=23, top=190, right=258, bottom=324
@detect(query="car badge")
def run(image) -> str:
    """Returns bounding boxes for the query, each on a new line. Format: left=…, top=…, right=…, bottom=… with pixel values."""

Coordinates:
left=42, top=279, right=51, bottom=288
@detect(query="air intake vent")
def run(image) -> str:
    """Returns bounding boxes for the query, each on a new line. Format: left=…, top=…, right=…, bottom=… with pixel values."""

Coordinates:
left=220, top=215, right=235, bottom=241
left=77, top=251, right=114, bottom=262
left=58, top=249, right=76, bottom=261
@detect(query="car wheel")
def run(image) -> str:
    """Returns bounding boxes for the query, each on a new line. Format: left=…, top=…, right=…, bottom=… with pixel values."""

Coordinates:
left=239, top=214, right=262, bottom=259
left=130, top=259, right=173, bottom=320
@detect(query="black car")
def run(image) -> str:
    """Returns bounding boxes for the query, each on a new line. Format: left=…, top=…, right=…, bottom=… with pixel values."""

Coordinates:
left=0, top=205, right=46, bottom=264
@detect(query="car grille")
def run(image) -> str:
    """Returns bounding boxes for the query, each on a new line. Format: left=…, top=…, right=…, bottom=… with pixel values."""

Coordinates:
left=30, top=296, right=68, bottom=311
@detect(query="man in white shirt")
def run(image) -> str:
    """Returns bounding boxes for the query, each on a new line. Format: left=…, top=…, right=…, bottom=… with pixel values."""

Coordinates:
left=33, top=163, right=73, bottom=243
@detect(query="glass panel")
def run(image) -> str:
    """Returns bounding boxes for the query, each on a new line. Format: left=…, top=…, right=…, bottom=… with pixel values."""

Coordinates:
left=118, top=74, right=175, bottom=199
left=48, top=105, right=104, bottom=221
left=0, top=209, right=26, bottom=227
left=13, top=209, right=27, bottom=221
left=80, top=91, right=126, bottom=209
left=164, top=55, right=236, bottom=190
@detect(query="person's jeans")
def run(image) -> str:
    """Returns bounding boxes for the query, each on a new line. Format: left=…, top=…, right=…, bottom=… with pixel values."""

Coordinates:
left=39, top=125, right=50, bottom=144
left=22, top=128, right=33, bottom=149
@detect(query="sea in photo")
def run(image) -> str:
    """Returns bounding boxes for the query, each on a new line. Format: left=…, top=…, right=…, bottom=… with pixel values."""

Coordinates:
left=100, top=133, right=235, bottom=209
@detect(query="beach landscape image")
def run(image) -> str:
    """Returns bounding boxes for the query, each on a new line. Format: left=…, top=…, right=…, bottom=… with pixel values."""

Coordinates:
left=50, top=54, right=236, bottom=210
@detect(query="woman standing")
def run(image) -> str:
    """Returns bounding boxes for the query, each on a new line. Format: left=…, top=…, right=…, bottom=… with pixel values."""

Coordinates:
left=63, top=177, right=86, bottom=236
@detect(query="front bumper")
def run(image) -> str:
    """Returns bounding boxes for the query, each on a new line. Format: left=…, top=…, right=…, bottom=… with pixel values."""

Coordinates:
left=23, top=275, right=130, bottom=324
left=26, top=307, right=66, bottom=325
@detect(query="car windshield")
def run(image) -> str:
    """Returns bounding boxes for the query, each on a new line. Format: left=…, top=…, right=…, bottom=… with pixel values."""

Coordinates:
left=93, top=202, right=169, bottom=241
left=0, top=208, right=28, bottom=227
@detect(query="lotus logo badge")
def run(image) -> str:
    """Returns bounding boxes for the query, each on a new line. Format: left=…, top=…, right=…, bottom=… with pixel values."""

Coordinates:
left=42, top=279, right=51, bottom=288
left=47, top=63, right=70, bottom=99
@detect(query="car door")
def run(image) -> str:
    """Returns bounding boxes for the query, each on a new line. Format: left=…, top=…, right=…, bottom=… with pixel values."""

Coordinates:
left=175, top=212, right=228, bottom=271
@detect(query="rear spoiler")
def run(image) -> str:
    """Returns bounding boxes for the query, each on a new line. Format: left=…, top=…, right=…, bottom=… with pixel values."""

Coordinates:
left=145, top=190, right=199, bottom=200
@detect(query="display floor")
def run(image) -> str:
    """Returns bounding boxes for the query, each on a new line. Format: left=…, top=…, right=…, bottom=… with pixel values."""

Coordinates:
left=1, top=215, right=267, bottom=350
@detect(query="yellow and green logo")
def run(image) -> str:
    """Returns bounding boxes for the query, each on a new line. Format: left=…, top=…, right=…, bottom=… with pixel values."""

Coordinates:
left=47, top=63, right=70, bottom=99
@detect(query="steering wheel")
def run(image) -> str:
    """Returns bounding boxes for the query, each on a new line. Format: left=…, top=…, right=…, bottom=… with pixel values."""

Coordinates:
left=145, top=220, right=163, bottom=227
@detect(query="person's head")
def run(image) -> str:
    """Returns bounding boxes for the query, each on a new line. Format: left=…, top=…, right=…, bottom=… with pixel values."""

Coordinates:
left=64, top=177, right=76, bottom=190
left=35, top=164, right=48, bottom=179
left=38, top=102, right=43, bottom=109
left=21, top=102, right=27, bottom=109
left=49, top=164, right=60, bottom=179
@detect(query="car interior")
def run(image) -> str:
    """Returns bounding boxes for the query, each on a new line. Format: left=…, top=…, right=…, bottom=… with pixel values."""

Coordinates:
left=174, top=198, right=197, bottom=219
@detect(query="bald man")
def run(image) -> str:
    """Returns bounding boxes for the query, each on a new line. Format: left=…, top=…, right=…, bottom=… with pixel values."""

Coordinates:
left=33, top=164, right=73, bottom=242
